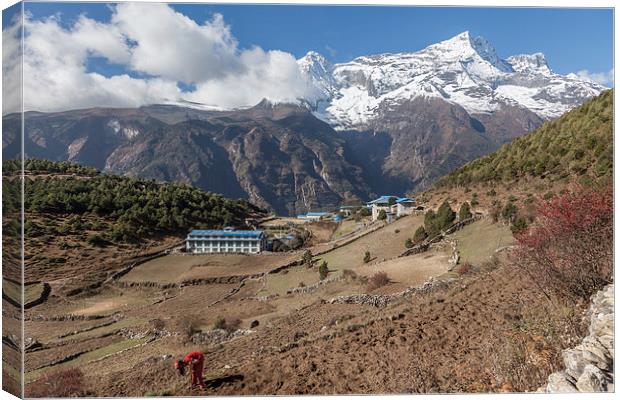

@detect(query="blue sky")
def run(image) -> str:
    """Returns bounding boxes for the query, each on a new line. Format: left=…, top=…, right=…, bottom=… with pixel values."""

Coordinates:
left=19, top=3, right=613, bottom=75
left=2, top=2, right=613, bottom=113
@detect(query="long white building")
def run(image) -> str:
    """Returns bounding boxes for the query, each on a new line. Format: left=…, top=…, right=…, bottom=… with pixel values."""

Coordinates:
left=185, top=227, right=266, bottom=254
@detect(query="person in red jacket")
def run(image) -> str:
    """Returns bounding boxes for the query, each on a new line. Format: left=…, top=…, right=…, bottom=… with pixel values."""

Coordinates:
left=174, top=351, right=205, bottom=390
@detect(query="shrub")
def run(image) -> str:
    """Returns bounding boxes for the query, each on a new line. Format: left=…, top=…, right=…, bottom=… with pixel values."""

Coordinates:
left=222, top=318, right=241, bottom=333
left=366, top=271, right=390, bottom=291
left=459, top=202, right=472, bottom=221
left=363, top=251, right=371, bottom=263
left=502, top=202, right=518, bottom=223
left=455, top=263, right=472, bottom=275
left=359, top=207, right=371, bottom=217
left=318, top=260, right=329, bottom=280
left=180, top=315, right=202, bottom=337
left=424, top=210, right=440, bottom=237
left=515, top=185, right=612, bottom=300
left=436, top=201, right=456, bottom=229
left=29, top=368, right=86, bottom=397
left=377, top=210, right=387, bottom=220
left=490, top=202, right=502, bottom=223
left=87, top=234, right=108, bottom=247
left=413, top=226, right=427, bottom=244
left=302, top=250, right=314, bottom=267
left=213, top=316, right=226, bottom=330
left=150, top=318, right=166, bottom=330
left=487, top=188, right=497, bottom=197
left=404, top=238, right=414, bottom=248
left=511, top=217, right=528, bottom=234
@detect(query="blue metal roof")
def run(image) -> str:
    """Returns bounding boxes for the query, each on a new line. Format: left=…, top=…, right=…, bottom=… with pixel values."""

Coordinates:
left=368, top=195, right=415, bottom=205
left=306, top=212, right=330, bottom=216
left=188, top=229, right=265, bottom=238
left=367, top=195, right=397, bottom=204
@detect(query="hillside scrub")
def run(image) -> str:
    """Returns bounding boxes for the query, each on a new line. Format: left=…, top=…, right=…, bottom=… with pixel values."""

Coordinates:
left=459, top=202, right=472, bottom=221
left=515, top=184, right=613, bottom=301
left=436, top=90, right=613, bottom=188
left=367, top=271, right=390, bottom=291
left=413, top=226, right=428, bottom=244
left=319, top=261, right=329, bottom=280
left=17, top=159, right=262, bottom=242
left=424, top=201, right=456, bottom=237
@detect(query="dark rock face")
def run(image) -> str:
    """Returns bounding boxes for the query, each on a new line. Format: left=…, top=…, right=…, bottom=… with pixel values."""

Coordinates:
left=4, top=98, right=544, bottom=215
left=4, top=104, right=372, bottom=216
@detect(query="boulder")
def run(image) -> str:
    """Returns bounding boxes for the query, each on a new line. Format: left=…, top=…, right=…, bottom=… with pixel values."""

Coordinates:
left=590, top=313, right=614, bottom=341
left=580, top=336, right=612, bottom=371
left=576, top=364, right=609, bottom=392
left=546, top=372, right=578, bottom=393
left=562, top=348, right=586, bottom=380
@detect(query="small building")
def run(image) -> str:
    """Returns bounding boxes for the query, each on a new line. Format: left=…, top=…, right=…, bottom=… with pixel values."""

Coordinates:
left=186, top=227, right=266, bottom=254
left=297, top=212, right=331, bottom=220
left=394, top=197, right=416, bottom=217
left=367, top=195, right=416, bottom=221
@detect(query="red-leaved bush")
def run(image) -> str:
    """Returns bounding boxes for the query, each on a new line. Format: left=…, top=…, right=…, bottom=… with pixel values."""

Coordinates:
left=514, top=184, right=613, bottom=300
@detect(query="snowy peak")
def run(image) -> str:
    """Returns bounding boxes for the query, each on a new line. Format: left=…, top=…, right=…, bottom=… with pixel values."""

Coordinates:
left=507, top=53, right=552, bottom=75
left=298, top=51, right=338, bottom=103
left=422, top=31, right=511, bottom=72
left=296, top=31, right=606, bottom=128
left=469, top=35, right=513, bottom=72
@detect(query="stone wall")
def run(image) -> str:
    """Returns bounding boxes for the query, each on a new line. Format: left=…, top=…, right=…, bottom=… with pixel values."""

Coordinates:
left=539, top=284, right=614, bottom=393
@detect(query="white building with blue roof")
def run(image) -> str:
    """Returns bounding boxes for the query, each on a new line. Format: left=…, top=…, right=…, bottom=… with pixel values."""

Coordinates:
left=185, top=226, right=266, bottom=254
left=367, top=195, right=416, bottom=221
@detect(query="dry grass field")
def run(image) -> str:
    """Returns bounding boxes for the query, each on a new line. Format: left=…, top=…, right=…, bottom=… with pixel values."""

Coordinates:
left=318, top=214, right=424, bottom=271
left=22, top=209, right=551, bottom=398
left=120, top=253, right=300, bottom=283
left=451, top=219, right=514, bottom=265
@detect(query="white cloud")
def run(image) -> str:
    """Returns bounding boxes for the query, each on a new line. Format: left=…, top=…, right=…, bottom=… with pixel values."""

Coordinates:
left=2, top=3, right=314, bottom=114
left=569, top=68, right=614, bottom=87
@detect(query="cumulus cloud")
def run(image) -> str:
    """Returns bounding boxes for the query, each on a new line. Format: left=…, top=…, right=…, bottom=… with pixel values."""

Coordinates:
left=570, top=68, right=614, bottom=87
left=2, top=3, right=313, bottom=114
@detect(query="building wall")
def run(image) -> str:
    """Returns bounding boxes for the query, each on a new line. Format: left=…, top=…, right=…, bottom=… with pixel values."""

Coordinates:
left=186, top=237, right=265, bottom=254
left=371, top=204, right=391, bottom=221
left=395, top=203, right=414, bottom=217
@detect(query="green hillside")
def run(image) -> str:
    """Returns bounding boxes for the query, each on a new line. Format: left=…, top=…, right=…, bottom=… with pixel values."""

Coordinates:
left=435, top=90, right=613, bottom=188
left=5, top=159, right=264, bottom=243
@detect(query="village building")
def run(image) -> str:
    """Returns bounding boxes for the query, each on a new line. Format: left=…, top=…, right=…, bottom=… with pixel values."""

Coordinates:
left=185, top=227, right=266, bottom=254
left=296, top=212, right=331, bottom=220
left=367, top=195, right=417, bottom=221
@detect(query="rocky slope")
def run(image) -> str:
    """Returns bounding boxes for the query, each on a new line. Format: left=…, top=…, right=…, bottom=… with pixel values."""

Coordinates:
left=3, top=103, right=372, bottom=216
left=540, top=284, right=614, bottom=393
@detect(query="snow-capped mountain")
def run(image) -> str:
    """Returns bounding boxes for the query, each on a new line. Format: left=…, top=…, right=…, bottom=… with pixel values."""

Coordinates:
left=297, top=31, right=606, bottom=129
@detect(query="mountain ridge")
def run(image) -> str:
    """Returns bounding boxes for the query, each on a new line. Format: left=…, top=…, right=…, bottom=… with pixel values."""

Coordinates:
left=3, top=32, right=607, bottom=215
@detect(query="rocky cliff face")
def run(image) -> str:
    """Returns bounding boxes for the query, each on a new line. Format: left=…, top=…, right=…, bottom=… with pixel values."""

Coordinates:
left=3, top=103, right=372, bottom=216
left=539, top=284, right=614, bottom=393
